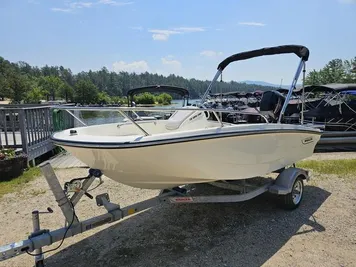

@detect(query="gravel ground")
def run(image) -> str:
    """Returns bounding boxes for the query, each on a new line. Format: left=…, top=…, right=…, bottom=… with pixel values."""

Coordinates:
left=0, top=153, right=356, bottom=267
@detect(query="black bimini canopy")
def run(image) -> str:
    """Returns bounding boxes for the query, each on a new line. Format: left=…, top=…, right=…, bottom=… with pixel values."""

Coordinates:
left=209, top=91, right=254, bottom=98
left=217, top=45, right=310, bottom=71
left=293, top=83, right=356, bottom=94
left=320, top=83, right=356, bottom=92
left=126, top=85, right=190, bottom=98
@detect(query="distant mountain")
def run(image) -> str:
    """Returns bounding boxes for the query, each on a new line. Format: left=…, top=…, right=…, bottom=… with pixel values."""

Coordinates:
left=240, top=80, right=290, bottom=89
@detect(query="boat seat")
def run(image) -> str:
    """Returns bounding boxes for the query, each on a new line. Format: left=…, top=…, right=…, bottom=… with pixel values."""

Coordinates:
left=165, top=108, right=199, bottom=130
left=260, top=90, right=285, bottom=122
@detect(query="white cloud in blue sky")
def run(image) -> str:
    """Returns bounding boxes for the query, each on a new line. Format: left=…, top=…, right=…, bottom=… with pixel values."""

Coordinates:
left=238, top=22, right=266, bottom=27
left=148, top=27, right=205, bottom=41
left=112, top=60, right=149, bottom=73
left=51, top=0, right=133, bottom=13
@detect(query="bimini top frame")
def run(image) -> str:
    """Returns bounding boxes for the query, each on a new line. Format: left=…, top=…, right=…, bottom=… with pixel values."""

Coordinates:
left=127, top=85, right=190, bottom=107
left=200, top=45, right=310, bottom=123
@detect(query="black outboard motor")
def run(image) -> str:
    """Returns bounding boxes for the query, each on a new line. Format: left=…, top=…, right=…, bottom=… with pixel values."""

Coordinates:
left=259, top=90, right=286, bottom=122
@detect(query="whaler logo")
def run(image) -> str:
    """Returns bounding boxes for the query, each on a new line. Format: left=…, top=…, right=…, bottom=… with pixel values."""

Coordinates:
left=302, top=136, right=313, bottom=144
left=189, top=112, right=202, bottom=121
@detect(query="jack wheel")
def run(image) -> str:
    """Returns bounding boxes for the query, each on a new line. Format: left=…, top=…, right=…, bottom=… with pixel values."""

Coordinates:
left=89, top=169, right=102, bottom=177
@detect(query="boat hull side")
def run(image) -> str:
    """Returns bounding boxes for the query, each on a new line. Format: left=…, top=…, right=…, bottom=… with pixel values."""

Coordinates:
left=60, top=132, right=320, bottom=189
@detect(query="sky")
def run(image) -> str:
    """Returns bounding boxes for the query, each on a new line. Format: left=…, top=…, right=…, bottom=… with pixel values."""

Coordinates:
left=0, top=0, right=356, bottom=85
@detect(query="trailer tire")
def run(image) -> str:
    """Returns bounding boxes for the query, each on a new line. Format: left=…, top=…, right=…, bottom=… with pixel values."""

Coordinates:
left=280, top=176, right=304, bottom=210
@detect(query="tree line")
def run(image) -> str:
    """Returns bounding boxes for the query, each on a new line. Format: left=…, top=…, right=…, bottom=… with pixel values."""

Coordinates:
left=0, top=56, right=278, bottom=105
left=305, top=57, right=356, bottom=85
left=1, top=55, right=354, bottom=105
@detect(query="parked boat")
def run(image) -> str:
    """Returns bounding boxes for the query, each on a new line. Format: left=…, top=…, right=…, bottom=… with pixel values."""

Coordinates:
left=51, top=44, right=321, bottom=189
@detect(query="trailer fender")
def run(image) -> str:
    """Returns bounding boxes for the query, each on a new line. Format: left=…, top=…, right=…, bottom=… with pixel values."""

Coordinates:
left=268, top=167, right=309, bottom=195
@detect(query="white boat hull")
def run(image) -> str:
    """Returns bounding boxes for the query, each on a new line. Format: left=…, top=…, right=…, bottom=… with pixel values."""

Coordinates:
left=59, top=128, right=320, bottom=189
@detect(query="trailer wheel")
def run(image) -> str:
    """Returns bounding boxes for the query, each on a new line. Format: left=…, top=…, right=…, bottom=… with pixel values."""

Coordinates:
left=281, top=176, right=304, bottom=210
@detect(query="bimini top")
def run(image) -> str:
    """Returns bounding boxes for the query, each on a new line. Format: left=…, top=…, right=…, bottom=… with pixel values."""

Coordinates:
left=276, top=83, right=356, bottom=95
left=209, top=91, right=254, bottom=98
left=126, top=85, right=190, bottom=98
left=218, top=45, right=310, bottom=71
left=317, top=83, right=356, bottom=92
left=294, top=83, right=356, bottom=94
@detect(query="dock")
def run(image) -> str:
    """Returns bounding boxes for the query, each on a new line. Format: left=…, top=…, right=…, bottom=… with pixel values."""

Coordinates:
left=0, top=104, right=74, bottom=163
left=49, top=151, right=87, bottom=169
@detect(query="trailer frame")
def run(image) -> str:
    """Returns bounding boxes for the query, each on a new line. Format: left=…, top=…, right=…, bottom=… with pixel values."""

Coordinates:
left=0, top=162, right=309, bottom=266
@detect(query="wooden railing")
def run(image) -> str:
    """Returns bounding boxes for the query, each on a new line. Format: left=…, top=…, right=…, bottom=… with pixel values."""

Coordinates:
left=0, top=105, right=74, bottom=162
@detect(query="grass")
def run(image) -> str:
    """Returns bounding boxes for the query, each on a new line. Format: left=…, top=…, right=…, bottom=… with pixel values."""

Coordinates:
left=0, top=167, right=42, bottom=198
left=297, top=159, right=356, bottom=177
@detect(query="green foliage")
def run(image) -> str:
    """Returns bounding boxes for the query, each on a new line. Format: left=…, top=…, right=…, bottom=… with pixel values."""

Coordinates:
left=0, top=57, right=14, bottom=99
left=134, top=92, right=156, bottom=104
left=97, top=91, right=112, bottom=104
left=155, top=93, right=172, bottom=105
left=0, top=57, right=76, bottom=103
left=38, top=75, right=65, bottom=101
left=305, top=57, right=356, bottom=85
left=111, top=96, right=127, bottom=104
left=59, top=82, right=74, bottom=102
left=0, top=147, right=16, bottom=160
left=24, top=86, right=45, bottom=104
left=74, top=79, right=99, bottom=104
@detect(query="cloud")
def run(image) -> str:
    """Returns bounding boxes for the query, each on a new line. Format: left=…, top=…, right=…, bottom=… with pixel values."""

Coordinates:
left=98, top=0, right=134, bottom=6
left=69, top=2, right=93, bottom=9
left=148, top=27, right=205, bottom=41
left=51, top=7, right=74, bottom=13
left=238, top=22, right=266, bottom=27
left=172, top=27, right=205, bottom=33
left=161, top=56, right=182, bottom=69
left=51, top=0, right=133, bottom=13
left=148, top=29, right=181, bottom=41
left=112, top=60, right=149, bottom=74
left=200, top=50, right=223, bottom=57
left=155, top=56, right=182, bottom=76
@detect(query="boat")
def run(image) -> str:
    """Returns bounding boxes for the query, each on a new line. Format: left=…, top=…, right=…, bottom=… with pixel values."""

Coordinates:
left=51, top=44, right=322, bottom=189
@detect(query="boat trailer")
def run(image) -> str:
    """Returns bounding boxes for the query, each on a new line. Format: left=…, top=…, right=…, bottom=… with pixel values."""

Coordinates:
left=0, top=162, right=309, bottom=266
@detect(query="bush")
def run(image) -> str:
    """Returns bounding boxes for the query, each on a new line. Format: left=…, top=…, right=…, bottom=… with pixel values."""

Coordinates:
left=97, top=91, right=111, bottom=104
left=135, top=92, right=156, bottom=104
left=111, top=96, right=126, bottom=104
left=158, top=93, right=172, bottom=105
left=0, top=148, right=27, bottom=181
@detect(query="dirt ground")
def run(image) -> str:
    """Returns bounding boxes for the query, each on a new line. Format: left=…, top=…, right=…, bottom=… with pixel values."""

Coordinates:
left=1, top=155, right=356, bottom=267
